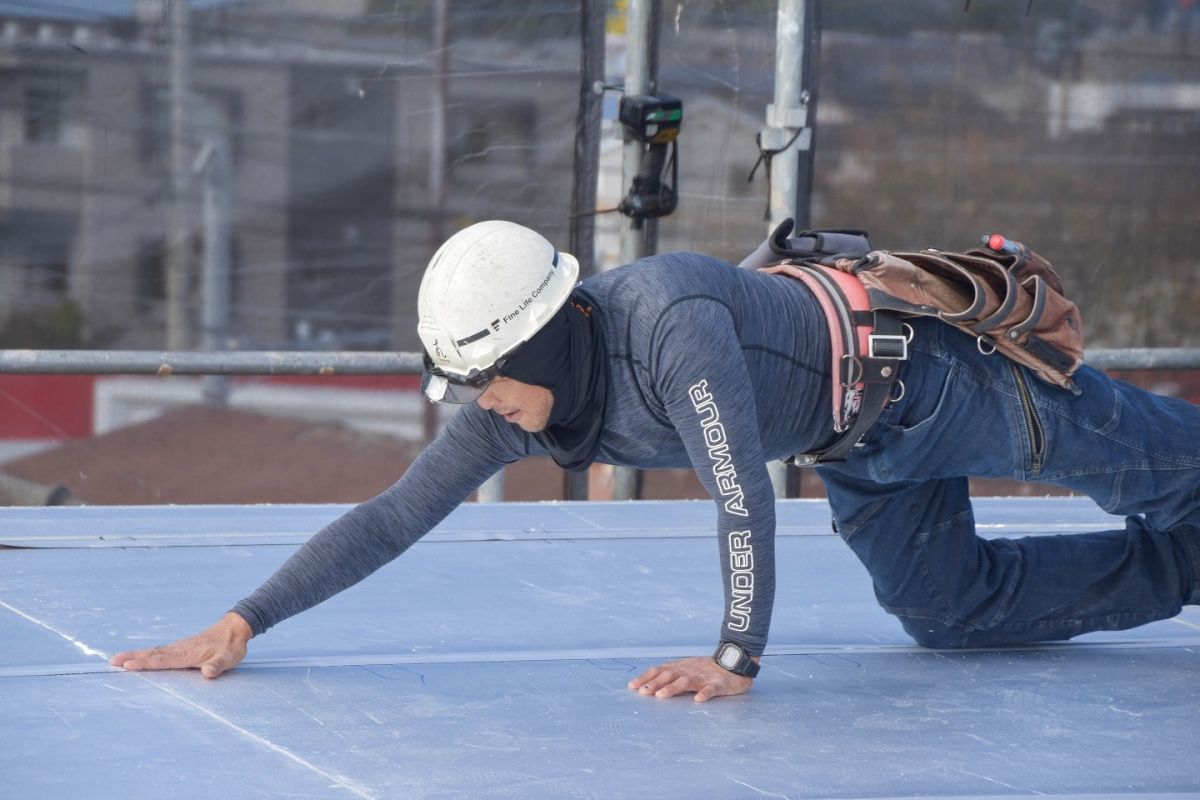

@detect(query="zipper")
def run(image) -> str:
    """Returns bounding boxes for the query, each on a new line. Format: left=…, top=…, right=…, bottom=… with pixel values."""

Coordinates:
left=1009, top=362, right=1045, bottom=475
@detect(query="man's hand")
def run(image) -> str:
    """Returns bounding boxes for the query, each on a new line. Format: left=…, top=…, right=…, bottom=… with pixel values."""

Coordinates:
left=627, top=655, right=756, bottom=702
left=110, top=612, right=252, bottom=679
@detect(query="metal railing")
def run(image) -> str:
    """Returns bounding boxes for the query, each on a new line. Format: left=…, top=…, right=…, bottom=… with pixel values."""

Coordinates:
left=1077, top=349, right=1200, bottom=371
left=0, top=350, right=422, bottom=375
left=1, top=347, right=1197, bottom=505
left=2, top=347, right=1197, bottom=376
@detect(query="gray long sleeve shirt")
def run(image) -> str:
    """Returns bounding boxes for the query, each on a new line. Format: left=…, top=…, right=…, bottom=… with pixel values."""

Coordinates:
left=233, top=252, right=833, bottom=656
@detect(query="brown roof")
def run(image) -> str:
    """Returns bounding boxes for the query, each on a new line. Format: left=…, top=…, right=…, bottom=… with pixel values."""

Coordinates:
left=2, top=403, right=1084, bottom=506
left=0, top=405, right=601, bottom=505
left=2, top=406, right=425, bottom=505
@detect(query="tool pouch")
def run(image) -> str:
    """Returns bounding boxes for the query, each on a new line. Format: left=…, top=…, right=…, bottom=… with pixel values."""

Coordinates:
left=838, top=246, right=1084, bottom=393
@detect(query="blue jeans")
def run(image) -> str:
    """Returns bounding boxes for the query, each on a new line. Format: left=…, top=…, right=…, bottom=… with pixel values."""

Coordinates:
left=817, top=317, right=1200, bottom=648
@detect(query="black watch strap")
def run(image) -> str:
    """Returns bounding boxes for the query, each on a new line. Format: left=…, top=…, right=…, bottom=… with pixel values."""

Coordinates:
left=713, top=641, right=760, bottom=678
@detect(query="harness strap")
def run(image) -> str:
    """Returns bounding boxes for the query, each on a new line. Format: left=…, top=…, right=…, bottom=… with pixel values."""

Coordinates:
left=760, top=262, right=907, bottom=465
left=802, top=305, right=905, bottom=464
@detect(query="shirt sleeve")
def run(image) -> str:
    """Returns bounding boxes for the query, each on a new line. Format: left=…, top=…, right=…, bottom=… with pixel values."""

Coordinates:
left=654, top=298, right=777, bottom=657
left=231, top=403, right=534, bottom=636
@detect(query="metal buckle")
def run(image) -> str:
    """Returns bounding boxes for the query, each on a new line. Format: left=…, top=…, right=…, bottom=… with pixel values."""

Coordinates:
left=868, top=333, right=908, bottom=360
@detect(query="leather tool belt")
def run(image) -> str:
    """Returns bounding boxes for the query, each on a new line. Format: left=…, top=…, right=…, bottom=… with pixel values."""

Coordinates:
left=741, top=219, right=1086, bottom=465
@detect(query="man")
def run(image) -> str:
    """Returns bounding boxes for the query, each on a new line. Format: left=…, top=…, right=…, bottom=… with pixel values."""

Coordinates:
left=112, top=220, right=1200, bottom=702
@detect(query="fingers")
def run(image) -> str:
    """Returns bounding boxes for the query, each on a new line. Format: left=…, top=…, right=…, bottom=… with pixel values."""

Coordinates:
left=109, top=646, right=169, bottom=669
left=115, top=646, right=229, bottom=677
left=630, top=666, right=685, bottom=696
left=109, top=648, right=151, bottom=667
left=199, top=650, right=239, bottom=679
left=627, top=665, right=662, bottom=691
left=655, top=676, right=693, bottom=698
left=110, top=617, right=250, bottom=678
left=116, top=646, right=193, bottom=672
left=627, top=656, right=755, bottom=702
left=637, top=672, right=675, bottom=696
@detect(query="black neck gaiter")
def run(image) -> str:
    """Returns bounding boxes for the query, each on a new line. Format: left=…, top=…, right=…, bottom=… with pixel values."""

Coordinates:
left=499, top=297, right=607, bottom=471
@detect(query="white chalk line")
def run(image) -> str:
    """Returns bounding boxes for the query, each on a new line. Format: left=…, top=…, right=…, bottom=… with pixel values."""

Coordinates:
left=140, top=675, right=377, bottom=800
left=729, top=777, right=793, bottom=800
left=948, top=766, right=1047, bottom=796
left=0, top=597, right=376, bottom=800
left=0, top=598, right=109, bottom=660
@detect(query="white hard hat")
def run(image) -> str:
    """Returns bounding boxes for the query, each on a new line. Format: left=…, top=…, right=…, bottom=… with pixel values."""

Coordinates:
left=417, top=220, right=579, bottom=402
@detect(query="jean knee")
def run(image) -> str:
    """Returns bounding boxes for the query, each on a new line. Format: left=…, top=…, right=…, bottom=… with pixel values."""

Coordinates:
left=897, top=615, right=970, bottom=649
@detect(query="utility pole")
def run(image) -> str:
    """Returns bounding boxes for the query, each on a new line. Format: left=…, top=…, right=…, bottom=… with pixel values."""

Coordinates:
left=426, top=0, right=502, bottom=504
left=165, top=0, right=192, bottom=350
left=764, top=0, right=818, bottom=498
left=610, top=0, right=659, bottom=502
left=430, top=0, right=448, bottom=255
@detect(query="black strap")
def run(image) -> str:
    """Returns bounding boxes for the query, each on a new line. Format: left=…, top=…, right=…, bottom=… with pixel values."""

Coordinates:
left=792, top=308, right=905, bottom=465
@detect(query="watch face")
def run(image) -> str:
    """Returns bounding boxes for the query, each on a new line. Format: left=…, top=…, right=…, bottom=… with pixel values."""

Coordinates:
left=717, top=643, right=742, bottom=669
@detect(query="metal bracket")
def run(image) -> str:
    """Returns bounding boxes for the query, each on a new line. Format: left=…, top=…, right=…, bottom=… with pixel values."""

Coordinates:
left=758, top=125, right=812, bottom=153
left=766, top=100, right=809, bottom=130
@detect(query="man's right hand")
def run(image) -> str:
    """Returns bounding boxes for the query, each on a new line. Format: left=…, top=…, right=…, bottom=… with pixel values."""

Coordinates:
left=110, top=611, right=252, bottom=679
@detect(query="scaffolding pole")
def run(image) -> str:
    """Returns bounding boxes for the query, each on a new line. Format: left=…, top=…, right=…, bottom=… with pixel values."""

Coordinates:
left=196, top=130, right=233, bottom=406
left=611, top=0, right=659, bottom=502
left=565, top=0, right=607, bottom=502
left=165, top=0, right=193, bottom=350
left=763, top=0, right=817, bottom=498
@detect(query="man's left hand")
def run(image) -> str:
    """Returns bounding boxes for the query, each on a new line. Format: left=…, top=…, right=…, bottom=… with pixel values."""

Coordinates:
left=627, top=656, right=755, bottom=702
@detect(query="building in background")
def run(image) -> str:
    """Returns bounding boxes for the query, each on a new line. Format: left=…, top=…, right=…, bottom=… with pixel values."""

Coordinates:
left=0, top=0, right=1196, bottom=505
left=0, top=0, right=580, bottom=353
left=2, top=1, right=1197, bottom=356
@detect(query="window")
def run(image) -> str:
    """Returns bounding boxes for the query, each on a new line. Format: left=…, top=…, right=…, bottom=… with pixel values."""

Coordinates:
left=1, top=210, right=76, bottom=301
left=27, top=260, right=68, bottom=294
left=23, top=85, right=61, bottom=143
left=20, top=79, right=81, bottom=147
left=136, top=240, right=166, bottom=314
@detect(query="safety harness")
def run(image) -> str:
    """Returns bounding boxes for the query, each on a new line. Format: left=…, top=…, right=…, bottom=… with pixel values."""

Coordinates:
left=740, top=222, right=905, bottom=463
left=740, top=219, right=1084, bottom=465
left=761, top=261, right=908, bottom=464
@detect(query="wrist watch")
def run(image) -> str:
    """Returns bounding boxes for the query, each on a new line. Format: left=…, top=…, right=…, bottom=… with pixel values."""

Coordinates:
left=713, top=641, right=760, bottom=678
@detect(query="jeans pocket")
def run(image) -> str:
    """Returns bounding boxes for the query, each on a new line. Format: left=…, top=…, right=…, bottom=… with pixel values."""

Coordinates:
left=869, top=363, right=970, bottom=483
left=888, top=357, right=955, bottom=436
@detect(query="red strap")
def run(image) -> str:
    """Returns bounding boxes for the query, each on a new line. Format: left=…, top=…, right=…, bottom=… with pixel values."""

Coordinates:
left=817, top=265, right=872, bottom=359
left=759, top=262, right=873, bottom=432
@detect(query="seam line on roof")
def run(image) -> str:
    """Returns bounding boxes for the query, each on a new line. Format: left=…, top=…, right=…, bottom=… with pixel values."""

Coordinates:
left=6, top=636, right=1200, bottom=679
left=0, top=524, right=1117, bottom=549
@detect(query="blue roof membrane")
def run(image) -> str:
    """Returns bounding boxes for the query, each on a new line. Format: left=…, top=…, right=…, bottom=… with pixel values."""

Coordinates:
left=2, top=499, right=1198, bottom=798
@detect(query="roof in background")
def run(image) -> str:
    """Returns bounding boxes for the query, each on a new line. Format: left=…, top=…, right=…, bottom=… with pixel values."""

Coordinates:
left=1, top=405, right=423, bottom=505
left=0, top=404, right=706, bottom=506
